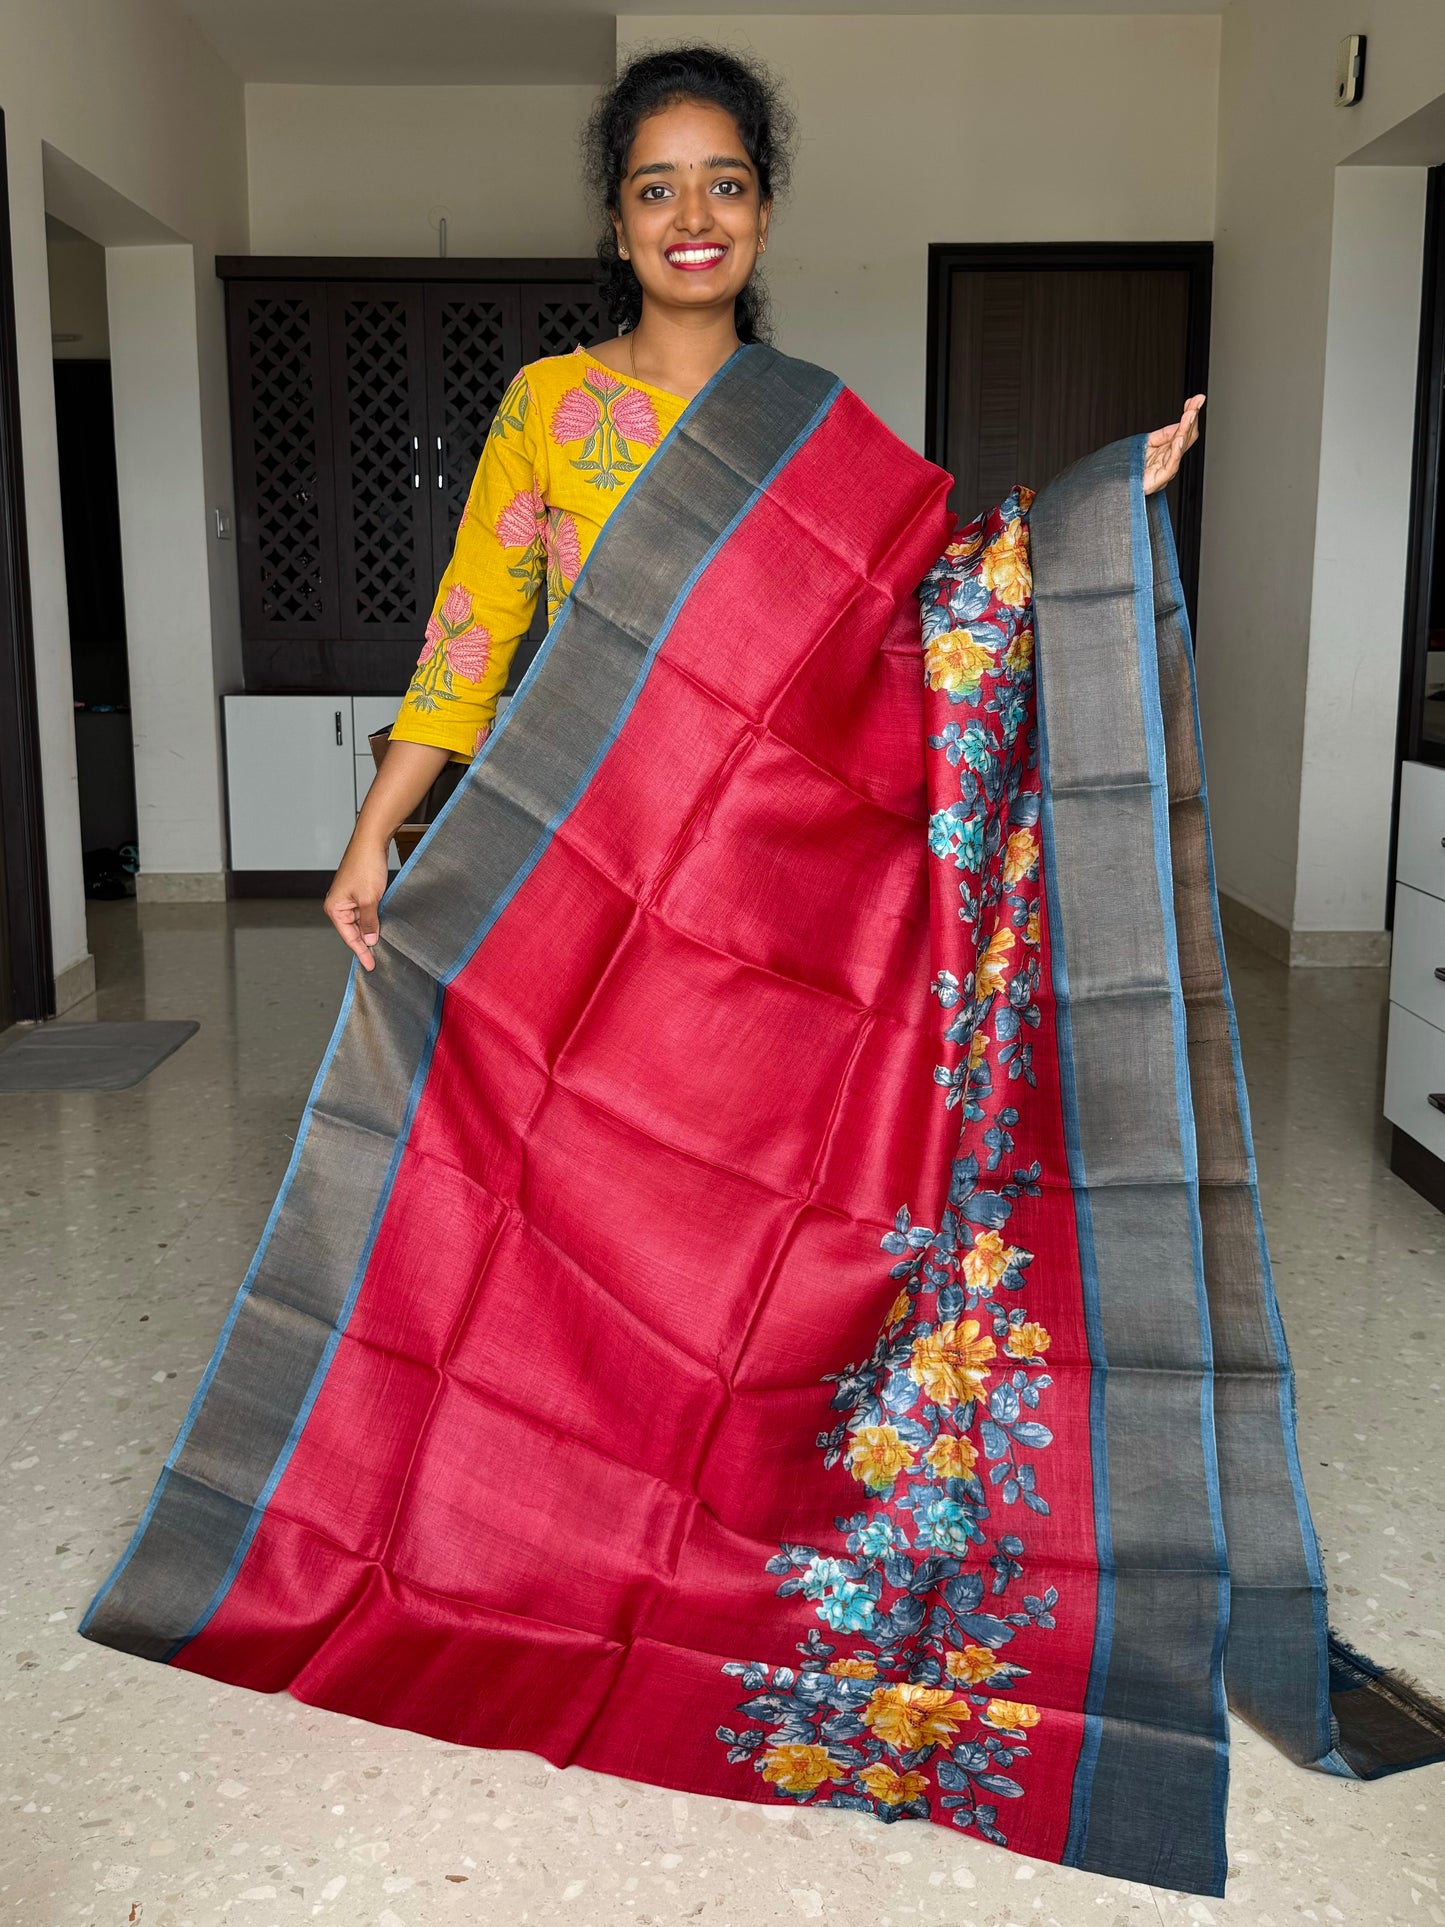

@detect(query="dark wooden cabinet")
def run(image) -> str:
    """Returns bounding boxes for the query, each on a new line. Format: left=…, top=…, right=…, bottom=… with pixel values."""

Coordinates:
left=220, top=258, right=605, bottom=692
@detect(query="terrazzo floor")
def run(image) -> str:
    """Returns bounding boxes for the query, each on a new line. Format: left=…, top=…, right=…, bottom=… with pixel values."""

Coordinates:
left=1, top=899, right=1441, bottom=1927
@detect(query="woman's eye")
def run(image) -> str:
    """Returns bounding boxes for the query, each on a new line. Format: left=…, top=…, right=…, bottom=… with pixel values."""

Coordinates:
left=713, top=180, right=744, bottom=196
left=640, top=183, right=670, bottom=201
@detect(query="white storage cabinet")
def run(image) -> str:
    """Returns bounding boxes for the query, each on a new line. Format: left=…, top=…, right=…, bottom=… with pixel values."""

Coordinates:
left=1385, top=761, right=1445, bottom=1169
left=224, top=694, right=401, bottom=873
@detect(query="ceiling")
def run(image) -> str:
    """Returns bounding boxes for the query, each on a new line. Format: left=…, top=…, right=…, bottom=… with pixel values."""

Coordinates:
left=171, top=0, right=1224, bottom=86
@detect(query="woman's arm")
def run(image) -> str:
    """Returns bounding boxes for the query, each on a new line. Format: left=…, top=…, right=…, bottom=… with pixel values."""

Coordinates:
left=323, top=739, right=450, bottom=970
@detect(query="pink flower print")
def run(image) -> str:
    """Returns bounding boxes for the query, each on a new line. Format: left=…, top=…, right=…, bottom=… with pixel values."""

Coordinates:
left=545, top=508, right=581, bottom=586
left=494, top=485, right=546, bottom=550
left=440, top=583, right=474, bottom=628
left=588, top=365, right=623, bottom=394
left=447, top=625, right=492, bottom=683
left=611, top=385, right=660, bottom=447
left=473, top=724, right=491, bottom=755
left=551, top=385, right=602, bottom=445
left=418, top=611, right=443, bottom=664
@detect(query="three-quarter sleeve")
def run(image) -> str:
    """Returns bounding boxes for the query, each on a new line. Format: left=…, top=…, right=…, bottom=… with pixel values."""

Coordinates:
left=391, top=371, right=548, bottom=761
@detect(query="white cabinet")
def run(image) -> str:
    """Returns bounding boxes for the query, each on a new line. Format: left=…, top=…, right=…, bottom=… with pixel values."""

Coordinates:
left=1385, top=761, right=1445, bottom=1191
left=224, top=694, right=401, bottom=872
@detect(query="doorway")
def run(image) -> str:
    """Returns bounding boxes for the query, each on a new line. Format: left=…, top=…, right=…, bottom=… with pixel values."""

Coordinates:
left=47, top=217, right=136, bottom=901
left=0, top=108, right=54, bottom=1026
left=926, top=242, right=1213, bottom=624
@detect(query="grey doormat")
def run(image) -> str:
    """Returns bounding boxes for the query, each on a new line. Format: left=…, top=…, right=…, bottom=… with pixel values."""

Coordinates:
left=0, top=1020, right=199, bottom=1092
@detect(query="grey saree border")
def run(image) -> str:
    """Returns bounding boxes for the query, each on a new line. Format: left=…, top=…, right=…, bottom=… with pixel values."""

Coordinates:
left=79, top=343, right=844, bottom=1665
left=1146, top=489, right=1335, bottom=1765
left=1030, top=436, right=1229, bottom=1897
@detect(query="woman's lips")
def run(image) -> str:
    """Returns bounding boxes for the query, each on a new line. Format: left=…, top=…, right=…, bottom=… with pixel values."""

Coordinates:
left=664, top=243, right=729, bottom=271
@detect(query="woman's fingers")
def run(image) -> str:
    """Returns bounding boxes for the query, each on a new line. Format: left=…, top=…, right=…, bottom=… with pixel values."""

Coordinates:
left=325, top=893, right=379, bottom=971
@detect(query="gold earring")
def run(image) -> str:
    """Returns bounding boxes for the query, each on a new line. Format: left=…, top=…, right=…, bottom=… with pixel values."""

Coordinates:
left=620, top=246, right=630, bottom=260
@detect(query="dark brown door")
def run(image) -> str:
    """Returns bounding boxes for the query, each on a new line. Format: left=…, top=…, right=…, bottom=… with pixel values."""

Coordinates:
left=423, top=285, right=523, bottom=584
left=328, top=284, right=436, bottom=642
left=519, top=284, right=608, bottom=364
left=928, top=244, right=1212, bottom=621
left=226, top=281, right=341, bottom=642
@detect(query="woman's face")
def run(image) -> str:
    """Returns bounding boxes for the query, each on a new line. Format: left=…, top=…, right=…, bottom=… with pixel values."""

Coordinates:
left=613, top=98, right=770, bottom=323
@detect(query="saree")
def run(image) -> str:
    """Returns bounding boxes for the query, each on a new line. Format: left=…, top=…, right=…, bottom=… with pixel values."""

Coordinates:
left=80, top=345, right=1443, bottom=1896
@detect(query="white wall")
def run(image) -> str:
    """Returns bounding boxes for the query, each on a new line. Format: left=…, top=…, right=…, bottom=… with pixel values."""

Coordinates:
left=1198, top=0, right=1445, bottom=939
left=1, top=0, right=247, bottom=982
left=618, top=13, right=1221, bottom=447
left=245, top=85, right=600, bottom=257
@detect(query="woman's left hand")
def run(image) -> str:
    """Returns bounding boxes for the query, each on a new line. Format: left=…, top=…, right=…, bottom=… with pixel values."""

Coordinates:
left=1143, top=394, right=1205, bottom=496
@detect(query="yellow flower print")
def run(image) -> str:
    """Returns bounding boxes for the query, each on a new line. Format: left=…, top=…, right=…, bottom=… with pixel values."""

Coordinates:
left=961, top=1230, right=1026, bottom=1297
left=924, top=628, right=995, bottom=699
left=944, top=523, right=987, bottom=565
left=978, top=516, right=1032, bottom=609
left=1004, top=624, right=1034, bottom=675
left=862, top=1683, right=970, bottom=1753
left=907, top=1319, right=996, bottom=1407
left=1005, top=1321, right=1051, bottom=1361
left=826, top=1656, right=878, bottom=1679
left=1025, top=906, right=1041, bottom=948
left=759, top=1743, right=841, bottom=1794
left=968, top=1028, right=990, bottom=1072
left=924, top=1433, right=979, bottom=1481
left=946, top=1644, right=1004, bottom=1686
left=885, top=1288, right=911, bottom=1330
left=976, top=927, right=1017, bottom=1000
left=846, top=1424, right=916, bottom=1492
left=984, top=1699, right=1042, bottom=1731
left=1003, top=825, right=1039, bottom=889
left=858, top=1762, right=930, bottom=1807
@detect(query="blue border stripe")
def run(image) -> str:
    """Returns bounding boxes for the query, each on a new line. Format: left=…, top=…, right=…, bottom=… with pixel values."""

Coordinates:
left=1033, top=511, right=1116, bottom=1870
left=1149, top=494, right=1333, bottom=1753
left=110, top=348, right=844, bottom=1660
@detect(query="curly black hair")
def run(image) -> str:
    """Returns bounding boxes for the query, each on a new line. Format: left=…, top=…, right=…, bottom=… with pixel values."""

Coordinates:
left=581, top=44, right=795, bottom=345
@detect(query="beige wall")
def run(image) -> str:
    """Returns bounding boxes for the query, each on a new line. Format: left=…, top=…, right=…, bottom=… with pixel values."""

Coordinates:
left=1198, top=0, right=1445, bottom=936
left=45, top=217, right=109, bottom=358
left=618, top=13, right=1221, bottom=447
left=245, top=85, right=600, bottom=258
left=1, top=0, right=247, bottom=978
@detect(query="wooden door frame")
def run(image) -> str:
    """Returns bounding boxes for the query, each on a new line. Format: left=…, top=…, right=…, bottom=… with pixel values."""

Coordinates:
left=0, top=107, right=54, bottom=1023
left=925, top=240, right=1214, bottom=624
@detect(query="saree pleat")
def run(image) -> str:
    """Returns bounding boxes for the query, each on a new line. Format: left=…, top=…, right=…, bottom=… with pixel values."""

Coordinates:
left=79, top=349, right=1442, bottom=1897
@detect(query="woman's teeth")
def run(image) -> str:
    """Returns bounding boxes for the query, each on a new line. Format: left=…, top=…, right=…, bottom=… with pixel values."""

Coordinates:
left=666, top=245, right=728, bottom=268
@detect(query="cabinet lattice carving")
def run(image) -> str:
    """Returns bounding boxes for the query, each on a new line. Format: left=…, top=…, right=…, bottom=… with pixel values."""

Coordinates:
left=223, top=262, right=605, bottom=691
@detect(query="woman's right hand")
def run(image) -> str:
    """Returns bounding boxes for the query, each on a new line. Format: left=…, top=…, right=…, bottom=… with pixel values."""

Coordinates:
left=324, top=834, right=391, bottom=971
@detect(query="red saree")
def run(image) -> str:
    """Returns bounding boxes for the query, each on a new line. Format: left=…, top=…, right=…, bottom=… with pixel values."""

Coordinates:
left=81, top=346, right=1443, bottom=1895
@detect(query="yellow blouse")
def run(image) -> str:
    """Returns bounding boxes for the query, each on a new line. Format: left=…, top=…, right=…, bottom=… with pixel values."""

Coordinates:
left=391, top=348, right=687, bottom=761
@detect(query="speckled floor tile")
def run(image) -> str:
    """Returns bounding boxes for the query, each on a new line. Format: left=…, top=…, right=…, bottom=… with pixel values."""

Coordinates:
left=1, top=905, right=1440, bottom=1927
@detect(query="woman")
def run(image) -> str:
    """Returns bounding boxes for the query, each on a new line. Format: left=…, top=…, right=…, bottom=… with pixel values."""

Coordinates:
left=322, top=45, right=1199, bottom=966
left=83, top=45, right=1440, bottom=1899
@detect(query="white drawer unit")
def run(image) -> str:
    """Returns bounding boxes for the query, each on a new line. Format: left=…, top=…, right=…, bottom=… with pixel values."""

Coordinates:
left=1396, top=760, right=1445, bottom=900
left=1383, top=1003, right=1445, bottom=1163
left=225, top=694, right=404, bottom=872
left=1389, top=883, right=1445, bottom=1032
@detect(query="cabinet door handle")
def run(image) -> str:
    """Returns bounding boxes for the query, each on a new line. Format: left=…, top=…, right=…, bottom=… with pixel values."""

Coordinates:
left=1430, top=1093, right=1445, bottom=1114
left=1436, top=967, right=1445, bottom=982
left=412, top=435, right=421, bottom=490
left=436, top=434, right=445, bottom=489
left=334, top=710, right=344, bottom=747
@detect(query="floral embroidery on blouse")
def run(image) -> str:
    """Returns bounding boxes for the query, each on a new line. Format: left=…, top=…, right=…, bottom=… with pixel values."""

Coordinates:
left=716, top=490, right=1057, bottom=1853
left=406, top=584, right=492, bottom=712
left=550, top=366, right=661, bottom=491
left=391, top=351, right=685, bottom=761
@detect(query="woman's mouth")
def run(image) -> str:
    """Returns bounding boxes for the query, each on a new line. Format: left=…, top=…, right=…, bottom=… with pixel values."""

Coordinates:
left=664, top=243, right=729, bottom=272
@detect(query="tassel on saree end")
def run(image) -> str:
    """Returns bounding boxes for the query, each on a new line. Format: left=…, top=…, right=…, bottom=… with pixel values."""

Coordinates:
left=1322, top=1628, right=1445, bottom=1779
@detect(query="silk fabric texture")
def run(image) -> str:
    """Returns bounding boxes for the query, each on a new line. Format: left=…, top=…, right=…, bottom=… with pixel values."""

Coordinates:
left=81, top=346, right=1444, bottom=1896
